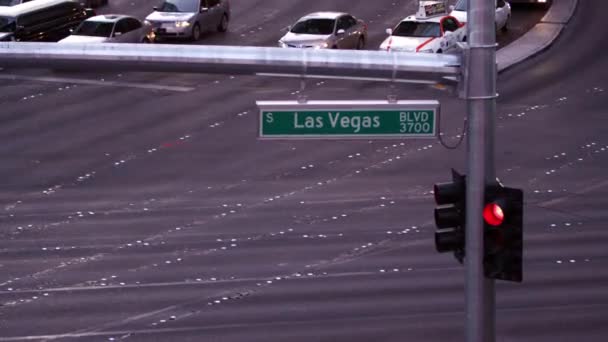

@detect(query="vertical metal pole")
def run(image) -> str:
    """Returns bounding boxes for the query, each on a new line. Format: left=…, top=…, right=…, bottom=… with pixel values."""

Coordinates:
left=465, top=0, right=497, bottom=341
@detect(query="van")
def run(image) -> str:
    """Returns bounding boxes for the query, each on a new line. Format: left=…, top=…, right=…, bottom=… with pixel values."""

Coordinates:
left=1, top=0, right=105, bottom=7
left=144, top=0, right=230, bottom=41
left=0, top=0, right=94, bottom=41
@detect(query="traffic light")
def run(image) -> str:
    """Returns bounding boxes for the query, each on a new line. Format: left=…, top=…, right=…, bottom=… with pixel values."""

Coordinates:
left=483, top=184, right=524, bottom=282
left=434, top=169, right=466, bottom=263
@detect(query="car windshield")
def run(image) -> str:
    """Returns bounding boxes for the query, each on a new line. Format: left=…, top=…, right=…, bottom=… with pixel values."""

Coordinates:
left=392, top=21, right=441, bottom=37
left=0, top=16, right=15, bottom=32
left=290, top=19, right=335, bottom=35
left=0, top=0, right=21, bottom=5
left=454, top=0, right=467, bottom=11
left=73, top=21, right=115, bottom=37
left=157, top=0, right=198, bottom=13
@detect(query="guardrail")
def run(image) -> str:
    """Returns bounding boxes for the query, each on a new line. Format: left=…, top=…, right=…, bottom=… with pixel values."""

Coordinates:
left=0, top=42, right=460, bottom=83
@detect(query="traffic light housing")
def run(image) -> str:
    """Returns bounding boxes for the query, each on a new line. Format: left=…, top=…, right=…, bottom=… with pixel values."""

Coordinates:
left=483, top=184, right=524, bottom=282
left=434, top=169, right=466, bottom=263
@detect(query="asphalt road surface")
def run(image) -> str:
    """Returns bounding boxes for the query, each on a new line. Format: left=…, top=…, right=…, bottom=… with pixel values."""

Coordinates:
left=2, top=0, right=606, bottom=341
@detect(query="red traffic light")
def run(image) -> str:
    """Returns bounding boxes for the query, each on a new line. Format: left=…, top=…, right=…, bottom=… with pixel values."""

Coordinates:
left=483, top=203, right=504, bottom=226
left=483, top=185, right=524, bottom=282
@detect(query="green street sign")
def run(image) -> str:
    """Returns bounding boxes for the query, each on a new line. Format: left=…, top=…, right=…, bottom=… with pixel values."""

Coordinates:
left=257, top=100, right=439, bottom=139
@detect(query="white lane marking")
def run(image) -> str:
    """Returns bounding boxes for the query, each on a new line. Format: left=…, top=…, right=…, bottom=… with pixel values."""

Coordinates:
left=0, top=277, right=256, bottom=295
left=0, top=263, right=451, bottom=296
left=538, top=179, right=608, bottom=207
left=0, top=74, right=195, bottom=92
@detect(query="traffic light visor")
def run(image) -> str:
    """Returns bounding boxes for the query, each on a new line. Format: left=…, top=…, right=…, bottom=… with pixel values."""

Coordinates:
left=434, top=206, right=461, bottom=229
left=433, top=169, right=465, bottom=205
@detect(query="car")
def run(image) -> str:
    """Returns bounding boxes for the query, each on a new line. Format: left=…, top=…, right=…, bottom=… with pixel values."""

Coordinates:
left=449, top=0, right=511, bottom=32
left=144, top=0, right=230, bottom=41
left=1, top=0, right=107, bottom=7
left=0, top=0, right=95, bottom=42
left=278, top=12, right=368, bottom=49
left=0, top=0, right=108, bottom=8
left=379, top=1, right=466, bottom=53
left=0, top=0, right=32, bottom=6
left=58, top=15, right=153, bottom=43
left=509, top=0, right=549, bottom=5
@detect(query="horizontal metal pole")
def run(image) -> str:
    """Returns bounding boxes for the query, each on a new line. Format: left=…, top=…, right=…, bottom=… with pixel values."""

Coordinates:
left=256, top=73, right=439, bottom=85
left=0, top=43, right=460, bottom=82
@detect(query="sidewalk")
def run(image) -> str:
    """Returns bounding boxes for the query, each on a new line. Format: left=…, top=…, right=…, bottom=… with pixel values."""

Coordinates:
left=497, top=0, right=578, bottom=72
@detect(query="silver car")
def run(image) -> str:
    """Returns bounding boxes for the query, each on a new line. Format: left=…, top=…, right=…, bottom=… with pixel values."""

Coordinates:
left=145, top=0, right=230, bottom=41
left=450, top=0, right=511, bottom=32
left=278, top=12, right=368, bottom=49
left=58, top=15, right=153, bottom=43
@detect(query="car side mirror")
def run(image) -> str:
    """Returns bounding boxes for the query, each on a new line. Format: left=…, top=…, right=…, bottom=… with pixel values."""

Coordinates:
left=284, top=25, right=291, bottom=32
left=201, top=7, right=209, bottom=12
left=153, top=6, right=159, bottom=11
left=385, top=28, right=393, bottom=35
left=336, top=29, right=345, bottom=35
left=84, top=8, right=96, bottom=17
left=114, top=32, right=122, bottom=37
left=449, top=5, right=455, bottom=11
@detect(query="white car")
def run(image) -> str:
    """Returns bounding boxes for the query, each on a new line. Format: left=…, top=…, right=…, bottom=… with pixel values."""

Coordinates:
left=450, top=0, right=511, bottom=32
left=278, top=12, right=368, bottom=49
left=379, top=10, right=466, bottom=53
left=59, top=15, right=153, bottom=43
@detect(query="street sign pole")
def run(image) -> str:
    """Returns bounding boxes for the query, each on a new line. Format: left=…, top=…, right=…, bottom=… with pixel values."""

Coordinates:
left=465, top=0, right=497, bottom=341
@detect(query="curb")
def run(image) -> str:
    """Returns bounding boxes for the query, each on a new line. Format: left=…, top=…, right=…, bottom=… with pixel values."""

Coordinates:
left=541, top=0, right=578, bottom=24
left=497, top=0, right=578, bottom=72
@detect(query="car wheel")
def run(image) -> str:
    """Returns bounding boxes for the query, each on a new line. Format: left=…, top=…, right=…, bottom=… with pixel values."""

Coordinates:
left=191, top=23, right=201, bottom=41
left=356, top=36, right=365, bottom=50
left=501, top=17, right=510, bottom=32
left=217, top=14, right=228, bottom=32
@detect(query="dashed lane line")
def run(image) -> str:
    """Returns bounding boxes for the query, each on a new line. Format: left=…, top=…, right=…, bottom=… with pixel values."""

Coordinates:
left=537, top=179, right=608, bottom=207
